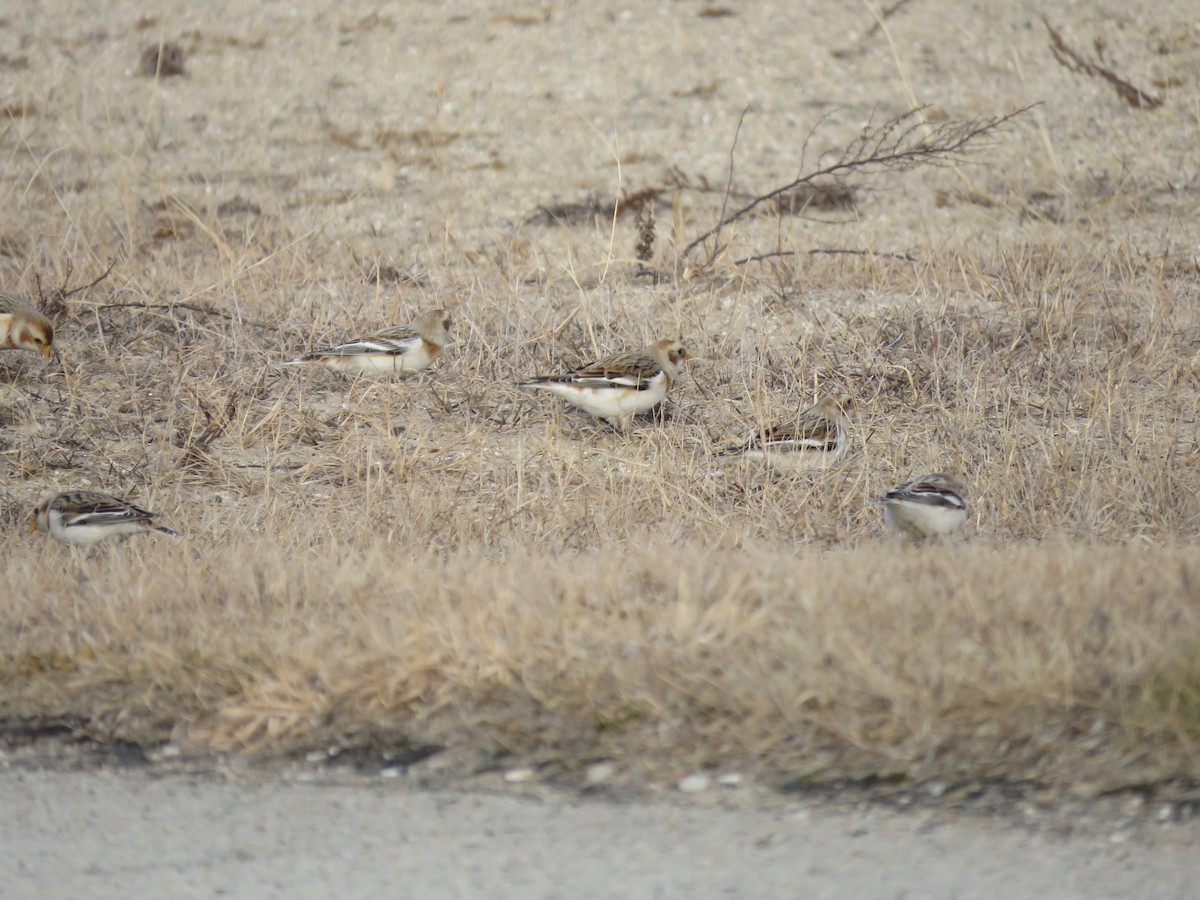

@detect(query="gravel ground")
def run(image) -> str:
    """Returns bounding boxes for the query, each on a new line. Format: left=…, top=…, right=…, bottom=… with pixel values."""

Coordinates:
left=3, top=767, right=1198, bottom=899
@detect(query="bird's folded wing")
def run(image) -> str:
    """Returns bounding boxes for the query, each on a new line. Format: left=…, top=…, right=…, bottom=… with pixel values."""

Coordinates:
left=311, top=334, right=421, bottom=357
left=888, top=483, right=964, bottom=508
left=572, top=353, right=658, bottom=385
left=758, top=419, right=839, bottom=450
left=62, top=499, right=153, bottom=528
left=0, top=294, right=32, bottom=315
left=370, top=325, right=421, bottom=343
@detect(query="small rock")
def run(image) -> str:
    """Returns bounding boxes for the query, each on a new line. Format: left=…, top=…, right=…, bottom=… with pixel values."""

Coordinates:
left=304, top=745, right=340, bottom=763
left=717, top=772, right=742, bottom=787
left=678, top=773, right=712, bottom=794
left=1157, top=804, right=1174, bottom=822
left=380, top=766, right=403, bottom=779
left=504, top=767, right=536, bottom=783
left=926, top=781, right=946, bottom=798
left=586, top=763, right=615, bottom=785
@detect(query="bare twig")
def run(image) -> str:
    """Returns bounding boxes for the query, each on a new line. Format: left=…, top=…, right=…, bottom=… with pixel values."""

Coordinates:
left=733, top=248, right=918, bottom=266
left=664, top=167, right=727, bottom=196
left=1044, top=18, right=1162, bottom=110
left=706, top=104, right=756, bottom=266
left=33, top=258, right=117, bottom=319
left=93, top=301, right=279, bottom=333
left=63, top=258, right=118, bottom=300
left=682, top=105, right=1033, bottom=261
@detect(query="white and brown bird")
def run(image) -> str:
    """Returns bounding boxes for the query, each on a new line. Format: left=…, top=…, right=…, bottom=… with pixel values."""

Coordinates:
left=518, top=338, right=691, bottom=425
left=0, top=293, right=54, bottom=357
left=874, top=473, right=969, bottom=539
left=724, top=394, right=853, bottom=474
left=30, top=490, right=178, bottom=547
left=283, top=308, right=452, bottom=378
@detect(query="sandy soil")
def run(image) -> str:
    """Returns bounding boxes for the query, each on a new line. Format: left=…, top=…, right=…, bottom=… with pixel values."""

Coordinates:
left=3, top=767, right=1198, bottom=900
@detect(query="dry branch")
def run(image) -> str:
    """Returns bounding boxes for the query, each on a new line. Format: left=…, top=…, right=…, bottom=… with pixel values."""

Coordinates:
left=94, top=301, right=279, bottom=333
left=734, top=248, right=918, bottom=266
left=1044, top=18, right=1162, bottom=110
left=34, top=258, right=117, bottom=318
left=682, top=105, right=1033, bottom=262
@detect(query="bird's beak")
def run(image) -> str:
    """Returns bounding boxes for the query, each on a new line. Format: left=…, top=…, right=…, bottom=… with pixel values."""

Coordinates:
left=41, top=345, right=52, bottom=357
left=28, top=516, right=38, bottom=532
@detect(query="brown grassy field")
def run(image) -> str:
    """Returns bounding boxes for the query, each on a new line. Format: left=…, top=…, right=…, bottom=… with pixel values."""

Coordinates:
left=2, top=1, right=1199, bottom=794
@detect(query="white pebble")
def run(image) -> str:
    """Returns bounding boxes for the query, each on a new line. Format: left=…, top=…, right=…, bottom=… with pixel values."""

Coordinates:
left=586, top=763, right=615, bottom=785
left=678, top=773, right=712, bottom=794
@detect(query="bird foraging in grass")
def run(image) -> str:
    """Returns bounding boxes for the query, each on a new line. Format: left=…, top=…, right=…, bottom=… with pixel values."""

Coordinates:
left=723, top=394, right=853, bottom=474
left=518, top=338, right=691, bottom=426
left=0, top=293, right=54, bottom=357
left=874, top=473, right=969, bottom=539
left=30, top=491, right=178, bottom=547
left=283, top=308, right=452, bottom=378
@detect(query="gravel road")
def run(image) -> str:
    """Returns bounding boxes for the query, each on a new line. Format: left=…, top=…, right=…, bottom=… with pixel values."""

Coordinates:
left=3, top=769, right=1197, bottom=899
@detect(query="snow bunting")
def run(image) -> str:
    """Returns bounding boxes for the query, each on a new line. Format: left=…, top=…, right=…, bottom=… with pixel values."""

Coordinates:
left=874, top=473, right=969, bottom=539
left=518, top=338, right=691, bottom=424
left=724, top=394, right=853, bottom=474
left=30, top=490, right=178, bottom=546
left=0, top=293, right=54, bottom=357
left=283, top=308, right=452, bottom=378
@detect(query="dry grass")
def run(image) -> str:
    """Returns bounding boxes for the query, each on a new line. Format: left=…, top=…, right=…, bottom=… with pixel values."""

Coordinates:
left=3, top=540, right=1200, bottom=790
left=1, top=0, right=1199, bottom=794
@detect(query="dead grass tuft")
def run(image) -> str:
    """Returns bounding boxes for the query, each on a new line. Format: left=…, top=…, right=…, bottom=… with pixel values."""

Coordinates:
left=2, top=541, right=1198, bottom=789
left=1140, top=648, right=1200, bottom=743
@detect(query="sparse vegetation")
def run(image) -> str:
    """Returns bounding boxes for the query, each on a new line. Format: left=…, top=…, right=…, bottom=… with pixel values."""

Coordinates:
left=1, top=0, right=1198, bottom=799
